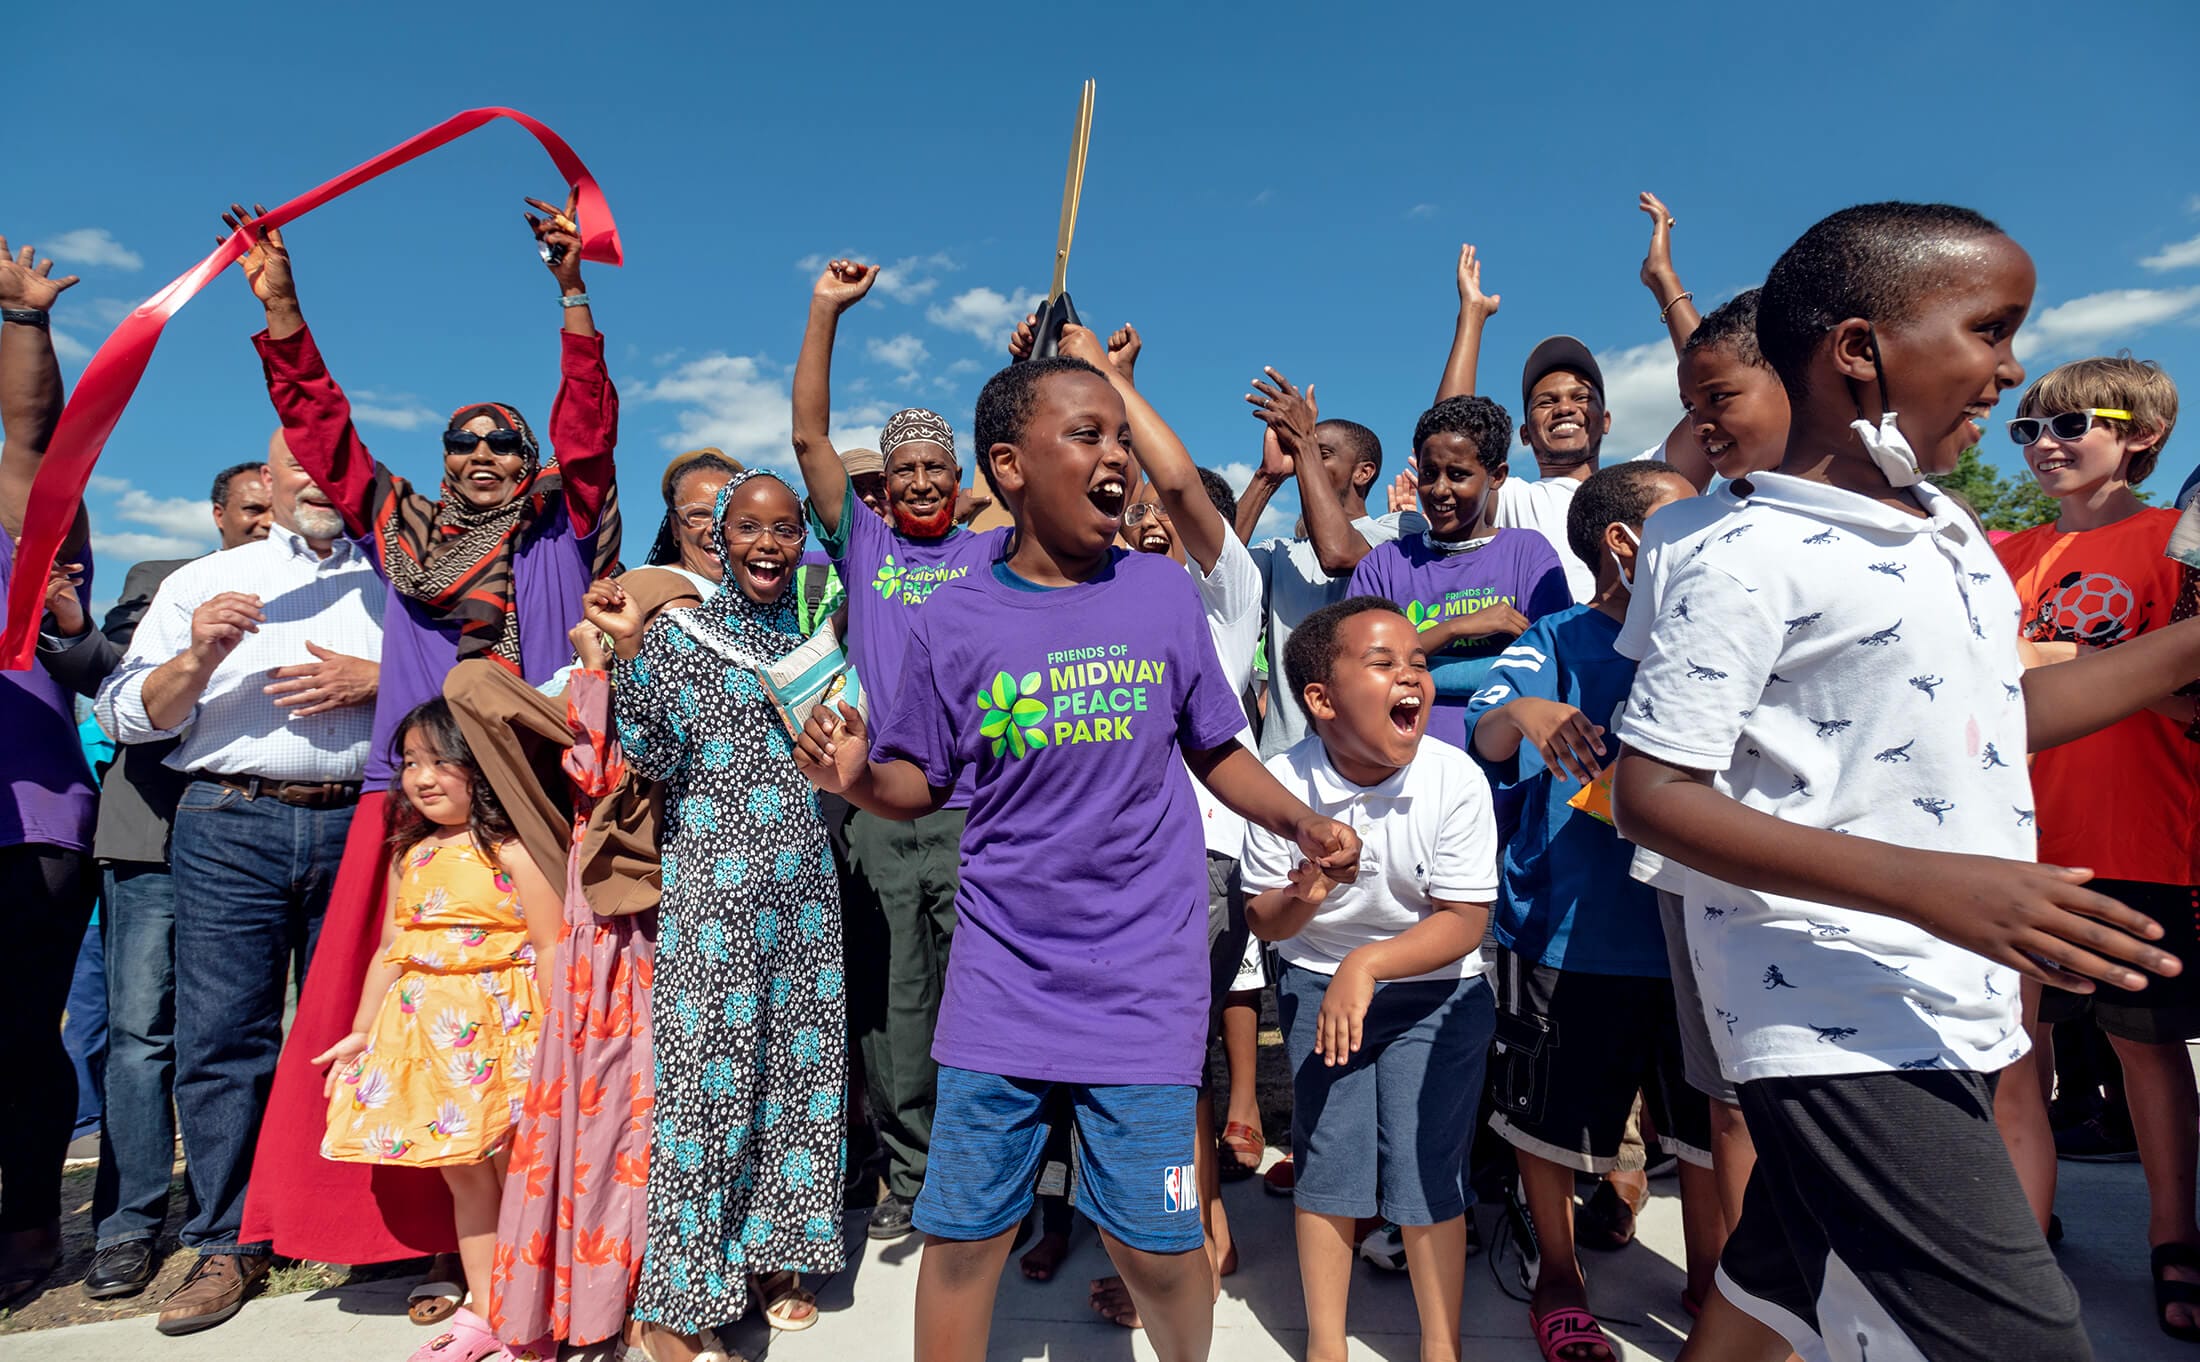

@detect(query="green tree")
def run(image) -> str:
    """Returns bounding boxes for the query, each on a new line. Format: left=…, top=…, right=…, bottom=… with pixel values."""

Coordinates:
left=1931, top=447, right=2061, bottom=532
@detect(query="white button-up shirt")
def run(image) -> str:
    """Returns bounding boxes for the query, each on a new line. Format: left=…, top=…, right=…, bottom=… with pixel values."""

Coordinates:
left=98, top=523, right=384, bottom=782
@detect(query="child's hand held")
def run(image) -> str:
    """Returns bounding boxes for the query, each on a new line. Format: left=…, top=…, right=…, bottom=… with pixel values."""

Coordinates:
left=1295, top=815, right=1361, bottom=885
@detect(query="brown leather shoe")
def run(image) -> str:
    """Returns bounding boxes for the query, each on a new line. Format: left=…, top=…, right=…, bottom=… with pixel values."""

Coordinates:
left=155, top=1252, right=270, bottom=1336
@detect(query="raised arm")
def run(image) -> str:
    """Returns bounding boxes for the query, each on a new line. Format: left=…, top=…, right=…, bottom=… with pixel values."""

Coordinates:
left=1435, top=243, right=1501, bottom=403
left=1638, top=193, right=1700, bottom=355
left=228, top=206, right=378, bottom=534
left=528, top=190, right=617, bottom=537
left=791, top=259, right=880, bottom=537
left=1255, top=368, right=1374, bottom=576
left=1058, top=324, right=1229, bottom=573
left=0, top=237, right=82, bottom=545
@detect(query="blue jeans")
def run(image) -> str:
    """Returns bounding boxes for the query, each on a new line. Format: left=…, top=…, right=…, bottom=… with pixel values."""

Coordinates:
left=91, top=864, right=187, bottom=1249
left=64, top=909, right=107, bottom=1137
left=170, top=781, right=352, bottom=1254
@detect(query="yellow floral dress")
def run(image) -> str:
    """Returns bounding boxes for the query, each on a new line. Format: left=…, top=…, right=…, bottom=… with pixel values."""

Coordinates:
left=322, top=838, right=543, bottom=1168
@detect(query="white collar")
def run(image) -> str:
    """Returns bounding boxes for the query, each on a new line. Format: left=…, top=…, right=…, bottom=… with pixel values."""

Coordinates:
left=1301, top=737, right=1416, bottom=806
left=1736, top=472, right=1979, bottom=546
left=265, top=521, right=351, bottom=565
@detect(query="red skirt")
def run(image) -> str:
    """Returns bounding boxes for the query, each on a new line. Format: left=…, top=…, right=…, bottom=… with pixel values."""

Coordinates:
left=241, top=790, right=456, bottom=1261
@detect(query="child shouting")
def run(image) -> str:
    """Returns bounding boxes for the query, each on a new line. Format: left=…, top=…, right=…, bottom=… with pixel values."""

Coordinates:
left=1347, top=395, right=1571, bottom=753
left=794, top=352, right=1360, bottom=1362
left=1614, top=201, right=2198, bottom=1362
left=1463, top=462, right=1712, bottom=1362
left=1244, top=595, right=1498, bottom=1362
left=314, top=699, right=561, bottom=1362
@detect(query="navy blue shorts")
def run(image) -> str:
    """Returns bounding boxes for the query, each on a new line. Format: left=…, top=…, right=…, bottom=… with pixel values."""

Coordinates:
left=1279, top=962, right=1494, bottom=1224
left=913, top=1066, right=1203, bottom=1253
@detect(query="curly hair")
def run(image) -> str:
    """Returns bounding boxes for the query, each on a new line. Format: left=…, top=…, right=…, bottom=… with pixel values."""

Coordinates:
left=1411, top=395, right=1513, bottom=475
left=971, top=357, right=1110, bottom=501
left=1684, top=288, right=1768, bottom=370
left=382, top=698, right=516, bottom=868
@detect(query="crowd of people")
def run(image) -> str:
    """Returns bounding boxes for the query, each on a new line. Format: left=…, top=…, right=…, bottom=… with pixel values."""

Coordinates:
left=0, top=181, right=2194, bottom=1362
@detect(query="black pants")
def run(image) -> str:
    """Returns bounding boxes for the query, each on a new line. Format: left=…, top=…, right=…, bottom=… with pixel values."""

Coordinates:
left=0, top=844, right=94, bottom=1231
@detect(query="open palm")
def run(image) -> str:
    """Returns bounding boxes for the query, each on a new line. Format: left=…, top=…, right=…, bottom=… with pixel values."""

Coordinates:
left=0, top=238, right=80, bottom=312
left=220, top=204, right=296, bottom=306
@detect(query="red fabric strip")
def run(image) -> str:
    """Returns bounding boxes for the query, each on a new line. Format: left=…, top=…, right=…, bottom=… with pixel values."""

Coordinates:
left=2, top=106, right=621, bottom=669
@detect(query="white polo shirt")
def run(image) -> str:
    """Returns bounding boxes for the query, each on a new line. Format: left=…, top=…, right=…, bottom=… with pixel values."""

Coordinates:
left=1615, top=473, right=2033, bottom=1082
left=1188, top=531, right=1263, bottom=859
left=1249, top=511, right=1422, bottom=759
left=1241, top=735, right=1499, bottom=983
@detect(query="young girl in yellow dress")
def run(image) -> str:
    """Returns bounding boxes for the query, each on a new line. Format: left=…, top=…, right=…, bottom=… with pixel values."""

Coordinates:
left=315, top=699, right=561, bottom=1362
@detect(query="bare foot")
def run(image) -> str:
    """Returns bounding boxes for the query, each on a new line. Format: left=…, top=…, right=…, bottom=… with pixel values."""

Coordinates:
left=1089, top=1274, right=1143, bottom=1329
left=1020, top=1231, right=1070, bottom=1281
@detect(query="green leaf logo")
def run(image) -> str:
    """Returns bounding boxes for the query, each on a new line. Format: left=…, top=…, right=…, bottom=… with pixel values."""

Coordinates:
left=872, top=556, right=908, bottom=601
left=1405, top=600, right=1437, bottom=631
left=973, top=669, right=1051, bottom=759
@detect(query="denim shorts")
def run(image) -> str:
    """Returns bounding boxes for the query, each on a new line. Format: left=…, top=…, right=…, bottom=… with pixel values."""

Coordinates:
left=913, top=1065, right=1203, bottom=1253
left=1278, top=962, right=1494, bottom=1224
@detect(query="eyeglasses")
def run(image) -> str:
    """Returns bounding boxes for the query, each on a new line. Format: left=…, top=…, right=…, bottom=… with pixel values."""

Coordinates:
left=442, top=428, right=527, bottom=457
left=674, top=502, right=716, bottom=530
left=1123, top=501, right=1170, bottom=527
left=2006, top=409, right=2130, bottom=447
left=724, top=519, right=806, bottom=547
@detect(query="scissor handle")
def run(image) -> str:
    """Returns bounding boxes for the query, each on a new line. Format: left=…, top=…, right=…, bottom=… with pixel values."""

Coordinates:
left=1025, top=291, right=1083, bottom=361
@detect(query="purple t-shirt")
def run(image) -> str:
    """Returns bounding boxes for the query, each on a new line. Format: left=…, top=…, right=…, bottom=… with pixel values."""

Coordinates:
left=871, top=550, right=1249, bottom=1086
left=814, top=487, right=1004, bottom=810
left=1348, top=528, right=1572, bottom=750
left=358, top=502, right=603, bottom=788
left=0, top=525, right=96, bottom=850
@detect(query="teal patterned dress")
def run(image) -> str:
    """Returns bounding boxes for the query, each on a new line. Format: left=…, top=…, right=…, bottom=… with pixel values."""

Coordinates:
left=612, top=473, right=846, bottom=1331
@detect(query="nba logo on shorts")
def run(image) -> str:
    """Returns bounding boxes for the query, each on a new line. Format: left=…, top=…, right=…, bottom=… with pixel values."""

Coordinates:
left=1162, top=1163, right=1196, bottom=1213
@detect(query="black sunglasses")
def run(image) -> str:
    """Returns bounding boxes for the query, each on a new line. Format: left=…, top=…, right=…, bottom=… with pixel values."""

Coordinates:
left=442, top=428, right=527, bottom=456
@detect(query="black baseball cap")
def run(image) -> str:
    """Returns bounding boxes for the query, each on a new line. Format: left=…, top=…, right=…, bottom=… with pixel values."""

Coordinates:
left=1521, top=336, right=1604, bottom=411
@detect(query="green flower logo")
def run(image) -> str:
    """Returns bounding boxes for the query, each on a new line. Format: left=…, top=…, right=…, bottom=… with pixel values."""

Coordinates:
left=872, top=557, right=908, bottom=602
left=1405, top=600, right=1439, bottom=631
left=975, top=670, right=1050, bottom=759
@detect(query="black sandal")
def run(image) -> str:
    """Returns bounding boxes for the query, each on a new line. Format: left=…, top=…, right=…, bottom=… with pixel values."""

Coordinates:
left=2152, top=1242, right=2200, bottom=1343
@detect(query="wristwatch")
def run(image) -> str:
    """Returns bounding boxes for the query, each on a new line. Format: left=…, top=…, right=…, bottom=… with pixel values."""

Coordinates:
left=1, top=308, right=50, bottom=329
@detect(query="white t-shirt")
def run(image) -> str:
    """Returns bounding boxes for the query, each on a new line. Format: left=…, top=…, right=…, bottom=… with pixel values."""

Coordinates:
left=1614, top=473, right=2033, bottom=1083
left=1494, top=474, right=1594, bottom=604
left=1241, top=736, right=1499, bottom=983
left=1188, top=532, right=1263, bottom=858
left=1249, top=512, right=1421, bottom=759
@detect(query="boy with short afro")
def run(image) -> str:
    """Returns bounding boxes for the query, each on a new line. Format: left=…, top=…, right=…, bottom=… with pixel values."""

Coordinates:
left=796, top=349, right=1360, bottom=1362
left=1615, top=201, right=2200, bottom=1362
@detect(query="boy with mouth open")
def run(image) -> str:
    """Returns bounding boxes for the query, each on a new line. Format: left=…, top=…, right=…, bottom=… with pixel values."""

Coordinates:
left=1243, top=594, right=1499, bottom=1362
left=794, top=351, right=1361, bottom=1362
left=791, top=260, right=1006, bottom=1240
left=1347, top=395, right=1572, bottom=754
left=1613, top=201, right=2200, bottom=1362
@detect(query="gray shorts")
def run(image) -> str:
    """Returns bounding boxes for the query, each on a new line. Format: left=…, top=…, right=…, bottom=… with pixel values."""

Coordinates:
left=1205, top=852, right=1249, bottom=1040
left=1657, top=889, right=1738, bottom=1106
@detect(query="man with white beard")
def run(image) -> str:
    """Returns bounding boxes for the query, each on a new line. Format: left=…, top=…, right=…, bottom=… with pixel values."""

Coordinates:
left=96, top=430, right=381, bottom=1334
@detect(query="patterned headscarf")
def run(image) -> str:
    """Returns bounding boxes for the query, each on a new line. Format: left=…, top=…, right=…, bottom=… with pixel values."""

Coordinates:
left=661, top=469, right=806, bottom=665
left=880, top=408, right=958, bottom=464
left=373, top=401, right=622, bottom=668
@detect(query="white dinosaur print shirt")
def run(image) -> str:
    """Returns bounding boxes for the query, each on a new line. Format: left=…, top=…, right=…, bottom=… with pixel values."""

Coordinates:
left=1617, top=473, right=2032, bottom=1083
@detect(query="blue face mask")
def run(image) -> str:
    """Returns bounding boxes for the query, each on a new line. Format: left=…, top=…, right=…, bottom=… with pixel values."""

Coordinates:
left=1851, top=327, right=1925, bottom=488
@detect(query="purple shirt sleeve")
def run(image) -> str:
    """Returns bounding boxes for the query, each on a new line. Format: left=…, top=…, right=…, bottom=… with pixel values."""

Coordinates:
left=869, top=623, right=959, bottom=792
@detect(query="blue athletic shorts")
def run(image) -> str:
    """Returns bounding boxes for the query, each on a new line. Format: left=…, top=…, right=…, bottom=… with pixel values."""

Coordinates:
left=1279, top=962, right=1494, bottom=1224
left=913, top=1066, right=1204, bottom=1253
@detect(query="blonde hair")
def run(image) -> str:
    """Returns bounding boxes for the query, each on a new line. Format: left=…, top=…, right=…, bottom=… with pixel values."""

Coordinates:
left=2016, top=355, right=2179, bottom=485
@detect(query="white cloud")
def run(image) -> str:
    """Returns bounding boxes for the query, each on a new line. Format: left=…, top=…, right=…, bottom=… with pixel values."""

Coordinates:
left=43, top=228, right=142, bottom=272
left=867, top=333, right=930, bottom=375
left=1592, top=339, right=1684, bottom=461
left=635, top=352, right=893, bottom=473
left=347, top=389, right=443, bottom=431
left=1215, top=461, right=1260, bottom=495
left=92, top=529, right=209, bottom=563
left=2015, top=286, right=2200, bottom=360
left=112, top=486, right=216, bottom=539
left=50, top=328, right=91, bottom=362
left=1406, top=203, right=1438, bottom=220
left=943, top=357, right=981, bottom=377
left=1253, top=502, right=1293, bottom=541
left=1250, top=189, right=1274, bottom=209
left=2141, top=233, right=2200, bottom=272
left=926, top=286, right=1044, bottom=345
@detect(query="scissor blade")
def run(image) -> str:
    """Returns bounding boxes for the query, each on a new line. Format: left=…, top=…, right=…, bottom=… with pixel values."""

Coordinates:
left=1050, top=79, right=1094, bottom=303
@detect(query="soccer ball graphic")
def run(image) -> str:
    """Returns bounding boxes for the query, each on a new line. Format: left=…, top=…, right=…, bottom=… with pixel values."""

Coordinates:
left=2030, top=570, right=2138, bottom=646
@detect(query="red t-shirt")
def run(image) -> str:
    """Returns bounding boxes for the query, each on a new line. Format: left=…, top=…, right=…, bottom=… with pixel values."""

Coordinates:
left=1997, top=508, right=2200, bottom=885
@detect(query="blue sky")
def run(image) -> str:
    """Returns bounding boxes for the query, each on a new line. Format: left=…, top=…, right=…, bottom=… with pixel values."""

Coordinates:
left=11, top=1, right=2199, bottom=606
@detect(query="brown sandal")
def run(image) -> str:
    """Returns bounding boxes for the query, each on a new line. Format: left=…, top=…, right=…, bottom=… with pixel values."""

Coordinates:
left=407, top=1253, right=465, bottom=1325
left=1217, top=1120, right=1264, bottom=1181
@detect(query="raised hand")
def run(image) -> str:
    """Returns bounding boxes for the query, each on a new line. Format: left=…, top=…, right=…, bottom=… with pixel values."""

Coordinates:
left=1258, top=422, right=1294, bottom=481
left=1104, top=324, right=1141, bottom=386
left=220, top=205, right=297, bottom=310
left=953, top=486, right=993, bottom=526
left=263, top=641, right=378, bottom=717
left=189, top=591, right=265, bottom=666
left=1638, top=191, right=1679, bottom=296
left=1456, top=244, right=1500, bottom=319
left=524, top=189, right=586, bottom=292
left=0, top=238, right=81, bottom=312
left=1054, top=322, right=1110, bottom=372
left=812, top=259, right=879, bottom=314
left=43, top=560, right=87, bottom=637
left=1387, top=466, right=1418, bottom=516
left=1247, top=367, right=1319, bottom=464
left=1008, top=312, right=1038, bottom=363
left=792, top=700, right=868, bottom=794
left=583, top=579, right=645, bottom=660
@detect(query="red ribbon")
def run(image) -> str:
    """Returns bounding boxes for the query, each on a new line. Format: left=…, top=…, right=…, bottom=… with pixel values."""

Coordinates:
left=2, top=106, right=622, bottom=670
